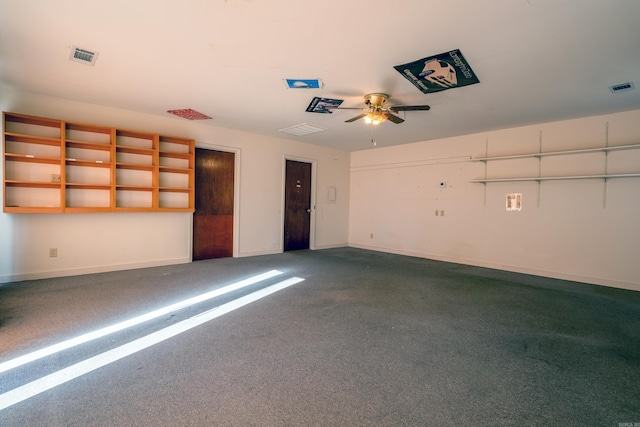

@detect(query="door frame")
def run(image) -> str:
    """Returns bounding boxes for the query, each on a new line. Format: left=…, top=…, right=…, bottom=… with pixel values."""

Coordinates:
left=193, top=143, right=241, bottom=258
left=281, top=155, right=317, bottom=252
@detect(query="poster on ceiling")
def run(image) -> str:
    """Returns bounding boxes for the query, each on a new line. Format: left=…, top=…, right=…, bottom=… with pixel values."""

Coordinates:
left=306, top=97, right=343, bottom=113
left=394, top=49, right=480, bottom=94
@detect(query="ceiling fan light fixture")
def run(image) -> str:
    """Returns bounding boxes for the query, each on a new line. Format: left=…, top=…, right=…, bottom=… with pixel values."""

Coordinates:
left=364, top=111, right=387, bottom=125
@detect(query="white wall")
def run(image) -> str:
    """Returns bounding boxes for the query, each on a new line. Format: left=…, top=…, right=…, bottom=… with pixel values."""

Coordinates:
left=0, top=86, right=350, bottom=282
left=349, top=110, right=640, bottom=291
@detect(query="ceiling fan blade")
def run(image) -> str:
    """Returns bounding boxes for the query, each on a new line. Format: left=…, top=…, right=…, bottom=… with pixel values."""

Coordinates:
left=390, top=105, right=431, bottom=112
left=345, top=113, right=368, bottom=123
left=385, top=112, right=405, bottom=124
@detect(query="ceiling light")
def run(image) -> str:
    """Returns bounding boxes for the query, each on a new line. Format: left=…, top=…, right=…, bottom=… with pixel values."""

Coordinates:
left=364, top=111, right=387, bottom=125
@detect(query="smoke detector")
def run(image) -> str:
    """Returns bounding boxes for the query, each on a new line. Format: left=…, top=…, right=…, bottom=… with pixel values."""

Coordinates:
left=69, top=46, right=99, bottom=66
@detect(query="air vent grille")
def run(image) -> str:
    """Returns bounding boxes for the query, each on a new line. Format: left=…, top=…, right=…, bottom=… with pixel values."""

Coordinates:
left=609, top=81, right=635, bottom=93
left=279, top=123, right=326, bottom=136
left=69, top=46, right=98, bottom=66
left=167, top=109, right=212, bottom=120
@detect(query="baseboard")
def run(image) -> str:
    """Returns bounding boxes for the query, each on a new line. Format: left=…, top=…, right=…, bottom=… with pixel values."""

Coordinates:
left=348, top=244, right=640, bottom=292
left=237, top=244, right=348, bottom=257
left=312, top=243, right=349, bottom=250
left=0, top=257, right=192, bottom=284
left=237, top=249, right=282, bottom=258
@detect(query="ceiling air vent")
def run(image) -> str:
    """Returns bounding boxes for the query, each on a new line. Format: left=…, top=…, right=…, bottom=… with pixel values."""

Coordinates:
left=279, top=123, right=326, bottom=136
left=609, top=81, right=635, bottom=93
left=167, top=109, right=212, bottom=120
left=69, top=46, right=99, bottom=66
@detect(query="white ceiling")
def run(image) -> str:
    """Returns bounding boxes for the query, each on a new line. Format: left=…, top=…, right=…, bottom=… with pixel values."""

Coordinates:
left=1, top=0, right=640, bottom=151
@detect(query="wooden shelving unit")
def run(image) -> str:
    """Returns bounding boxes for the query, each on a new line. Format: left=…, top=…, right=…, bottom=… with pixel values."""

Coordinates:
left=3, top=113, right=64, bottom=213
left=115, top=129, right=157, bottom=212
left=65, top=122, right=114, bottom=213
left=2, top=112, right=195, bottom=213
left=158, top=135, right=195, bottom=212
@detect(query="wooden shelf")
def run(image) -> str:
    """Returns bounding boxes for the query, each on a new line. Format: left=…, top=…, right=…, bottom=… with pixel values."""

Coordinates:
left=66, top=140, right=112, bottom=150
left=5, top=132, right=62, bottom=147
left=67, top=158, right=111, bottom=167
left=158, top=135, right=194, bottom=211
left=5, top=153, right=62, bottom=165
left=159, top=166, right=191, bottom=174
left=3, top=206, right=62, bottom=213
left=66, top=183, right=112, bottom=190
left=116, top=163, right=156, bottom=171
left=6, top=180, right=62, bottom=188
left=116, top=145, right=156, bottom=156
left=3, top=112, right=195, bottom=213
left=159, top=187, right=191, bottom=192
left=160, top=151, right=191, bottom=160
left=116, top=185, right=155, bottom=191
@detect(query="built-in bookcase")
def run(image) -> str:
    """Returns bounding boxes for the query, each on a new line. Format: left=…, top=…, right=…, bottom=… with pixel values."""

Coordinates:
left=158, top=135, right=195, bottom=211
left=65, top=122, right=114, bottom=212
left=115, top=129, right=157, bottom=211
left=2, top=112, right=195, bottom=213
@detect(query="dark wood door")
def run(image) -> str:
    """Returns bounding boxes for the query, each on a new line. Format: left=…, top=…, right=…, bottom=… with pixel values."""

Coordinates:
left=284, top=160, right=312, bottom=251
left=193, top=148, right=234, bottom=260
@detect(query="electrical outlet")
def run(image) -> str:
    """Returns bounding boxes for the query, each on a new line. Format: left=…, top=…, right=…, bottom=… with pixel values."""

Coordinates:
left=49, top=248, right=57, bottom=257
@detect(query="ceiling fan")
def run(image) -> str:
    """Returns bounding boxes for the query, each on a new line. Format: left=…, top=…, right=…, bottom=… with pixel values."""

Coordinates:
left=331, top=93, right=431, bottom=125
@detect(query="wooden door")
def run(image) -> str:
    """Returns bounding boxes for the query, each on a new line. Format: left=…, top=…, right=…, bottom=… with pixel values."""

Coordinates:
left=284, top=160, right=312, bottom=251
left=193, top=148, right=234, bottom=260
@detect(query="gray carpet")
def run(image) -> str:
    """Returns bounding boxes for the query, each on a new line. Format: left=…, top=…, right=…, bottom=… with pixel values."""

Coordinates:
left=1, top=247, right=639, bottom=426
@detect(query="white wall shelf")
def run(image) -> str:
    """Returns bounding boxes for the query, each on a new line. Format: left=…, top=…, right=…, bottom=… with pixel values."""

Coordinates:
left=469, top=135, right=640, bottom=207
left=469, top=143, right=640, bottom=163
left=470, top=173, right=640, bottom=183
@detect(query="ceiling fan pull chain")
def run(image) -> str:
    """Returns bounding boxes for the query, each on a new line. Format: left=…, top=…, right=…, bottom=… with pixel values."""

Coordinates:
left=371, top=124, right=377, bottom=147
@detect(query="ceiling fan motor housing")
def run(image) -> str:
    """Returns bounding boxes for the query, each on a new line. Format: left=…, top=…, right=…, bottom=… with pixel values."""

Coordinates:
left=364, top=93, right=389, bottom=107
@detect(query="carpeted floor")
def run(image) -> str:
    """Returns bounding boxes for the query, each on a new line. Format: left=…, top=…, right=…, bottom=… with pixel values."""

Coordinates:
left=1, top=247, right=639, bottom=426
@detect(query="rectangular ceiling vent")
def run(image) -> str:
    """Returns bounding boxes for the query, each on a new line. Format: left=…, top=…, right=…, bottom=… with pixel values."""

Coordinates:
left=279, top=123, right=326, bottom=136
left=609, top=81, right=635, bottom=93
left=167, top=109, right=212, bottom=120
left=69, top=46, right=98, bottom=66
